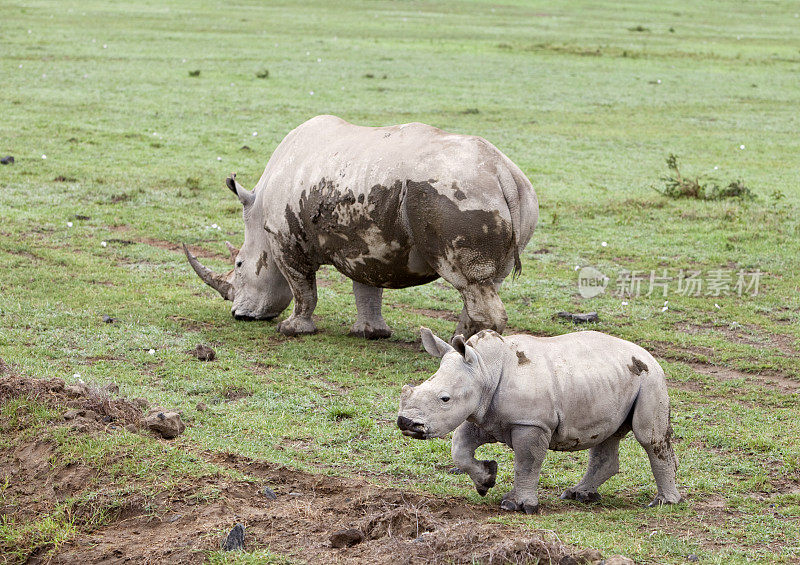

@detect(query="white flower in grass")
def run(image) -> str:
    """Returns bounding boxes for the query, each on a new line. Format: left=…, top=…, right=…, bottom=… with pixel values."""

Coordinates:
left=101, top=241, right=107, bottom=247
left=715, top=303, right=721, bottom=309
left=148, top=349, right=155, bottom=355
left=66, top=221, right=73, bottom=227
left=621, top=301, right=628, bottom=306
left=739, top=145, right=745, bottom=150
left=601, top=241, right=608, bottom=247
left=42, top=154, right=47, bottom=159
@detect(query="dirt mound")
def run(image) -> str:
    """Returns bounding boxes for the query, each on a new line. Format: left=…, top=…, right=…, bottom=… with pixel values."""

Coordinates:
left=0, top=366, right=143, bottom=433
left=0, top=365, right=606, bottom=564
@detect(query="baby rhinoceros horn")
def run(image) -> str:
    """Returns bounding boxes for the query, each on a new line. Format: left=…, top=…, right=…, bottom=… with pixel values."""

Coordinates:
left=182, top=243, right=234, bottom=301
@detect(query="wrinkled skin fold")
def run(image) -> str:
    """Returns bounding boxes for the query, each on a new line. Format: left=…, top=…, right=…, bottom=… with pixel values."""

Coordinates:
left=398, top=327, right=682, bottom=513
left=183, top=115, right=538, bottom=339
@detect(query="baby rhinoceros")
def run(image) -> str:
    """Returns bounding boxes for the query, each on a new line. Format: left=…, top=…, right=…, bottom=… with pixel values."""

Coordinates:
left=397, top=327, right=681, bottom=514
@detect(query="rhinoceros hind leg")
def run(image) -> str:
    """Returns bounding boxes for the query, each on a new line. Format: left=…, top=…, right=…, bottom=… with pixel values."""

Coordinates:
left=454, top=283, right=508, bottom=339
left=560, top=435, right=624, bottom=503
left=275, top=260, right=318, bottom=336
left=349, top=281, right=392, bottom=339
left=632, top=382, right=682, bottom=505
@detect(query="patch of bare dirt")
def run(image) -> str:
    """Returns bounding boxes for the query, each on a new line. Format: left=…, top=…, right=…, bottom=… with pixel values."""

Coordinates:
left=676, top=322, right=798, bottom=356
left=108, top=225, right=230, bottom=262
left=201, top=452, right=590, bottom=564
left=687, top=362, right=799, bottom=394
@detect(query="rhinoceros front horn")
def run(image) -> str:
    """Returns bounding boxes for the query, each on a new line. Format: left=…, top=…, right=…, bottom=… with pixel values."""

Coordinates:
left=182, top=243, right=233, bottom=300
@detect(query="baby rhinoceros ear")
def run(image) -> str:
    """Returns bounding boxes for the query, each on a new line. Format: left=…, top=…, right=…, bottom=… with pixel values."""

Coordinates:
left=420, top=327, right=454, bottom=358
left=451, top=334, right=480, bottom=366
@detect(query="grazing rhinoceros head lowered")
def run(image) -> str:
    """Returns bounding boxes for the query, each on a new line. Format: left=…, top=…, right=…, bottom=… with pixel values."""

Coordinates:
left=397, top=327, right=483, bottom=439
left=183, top=174, right=293, bottom=321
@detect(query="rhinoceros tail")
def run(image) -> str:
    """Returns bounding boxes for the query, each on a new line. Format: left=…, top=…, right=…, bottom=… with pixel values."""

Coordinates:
left=498, top=166, right=523, bottom=279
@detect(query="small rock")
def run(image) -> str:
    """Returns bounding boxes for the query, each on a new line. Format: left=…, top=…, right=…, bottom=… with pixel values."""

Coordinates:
left=144, top=411, right=186, bottom=439
left=102, top=314, right=117, bottom=324
left=222, top=523, right=245, bottom=551
left=188, top=344, right=216, bottom=361
left=262, top=486, right=277, bottom=500
left=602, top=557, right=635, bottom=565
left=687, top=556, right=699, bottom=562
left=573, top=548, right=603, bottom=563
left=196, top=402, right=208, bottom=412
left=0, top=156, right=14, bottom=165
left=64, top=382, right=89, bottom=397
left=64, top=409, right=85, bottom=421
left=102, top=382, right=119, bottom=395
left=556, top=311, right=600, bottom=324
left=330, top=528, right=363, bottom=548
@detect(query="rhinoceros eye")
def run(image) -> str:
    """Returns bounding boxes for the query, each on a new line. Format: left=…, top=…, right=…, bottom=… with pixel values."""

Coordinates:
left=440, top=394, right=451, bottom=403
left=236, top=261, right=243, bottom=268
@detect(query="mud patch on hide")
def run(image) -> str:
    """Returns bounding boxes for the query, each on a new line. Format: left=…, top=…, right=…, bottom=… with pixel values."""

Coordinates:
left=281, top=179, right=437, bottom=288
left=628, top=356, right=648, bottom=376
left=404, top=180, right=514, bottom=284
left=516, top=350, right=531, bottom=365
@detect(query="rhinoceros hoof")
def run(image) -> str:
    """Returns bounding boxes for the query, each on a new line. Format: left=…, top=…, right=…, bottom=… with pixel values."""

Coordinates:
left=349, top=320, right=392, bottom=340
left=647, top=494, right=681, bottom=507
left=501, top=494, right=539, bottom=514
left=475, top=460, right=498, bottom=496
left=277, top=317, right=317, bottom=336
left=560, top=489, right=601, bottom=503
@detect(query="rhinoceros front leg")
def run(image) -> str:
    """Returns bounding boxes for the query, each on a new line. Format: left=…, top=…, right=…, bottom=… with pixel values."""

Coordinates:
left=560, top=435, right=623, bottom=503
left=274, top=259, right=318, bottom=336
left=451, top=422, right=498, bottom=496
left=501, top=425, right=551, bottom=514
left=349, top=281, right=392, bottom=339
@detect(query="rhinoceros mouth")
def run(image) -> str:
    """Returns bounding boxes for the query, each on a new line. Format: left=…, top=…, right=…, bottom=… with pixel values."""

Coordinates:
left=397, top=415, right=429, bottom=439
left=400, top=429, right=429, bottom=440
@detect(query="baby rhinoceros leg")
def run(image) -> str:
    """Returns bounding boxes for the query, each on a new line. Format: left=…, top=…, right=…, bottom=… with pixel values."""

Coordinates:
left=561, top=434, right=624, bottom=504
left=500, top=425, right=551, bottom=515
left=631, top=378, right=682, bottom=506
left=451, top=422, right=498, bottom=496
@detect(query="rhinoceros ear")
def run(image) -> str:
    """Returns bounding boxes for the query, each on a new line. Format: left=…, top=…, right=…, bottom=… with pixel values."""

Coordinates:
left=420, top=327, right=453, bottom=358
left=226, top=173, right=255, bottom=207
left=451, top=335, right=479, bottom=366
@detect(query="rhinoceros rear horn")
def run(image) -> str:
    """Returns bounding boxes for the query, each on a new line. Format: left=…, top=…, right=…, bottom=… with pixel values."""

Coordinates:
left=225, top=241, right=239, bottom=264
left=226, top=173, right=255, bottom=207
left=183, top=243, right=234, bottom=300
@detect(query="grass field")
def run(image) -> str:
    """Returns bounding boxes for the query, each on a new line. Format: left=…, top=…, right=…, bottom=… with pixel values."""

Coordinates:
left=1, top=1, right=799, bottom=563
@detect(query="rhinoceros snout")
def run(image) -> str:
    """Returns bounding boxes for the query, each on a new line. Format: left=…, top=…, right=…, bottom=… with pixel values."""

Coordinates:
left=397, top=416, right=426, bottom=438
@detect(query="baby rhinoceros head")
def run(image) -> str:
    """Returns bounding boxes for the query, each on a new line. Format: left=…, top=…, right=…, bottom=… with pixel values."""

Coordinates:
left=397, top=327, right=483, bottom=440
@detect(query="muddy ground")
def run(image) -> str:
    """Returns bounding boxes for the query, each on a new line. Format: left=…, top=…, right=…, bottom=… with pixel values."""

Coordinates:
left=1, top=369, right=618, bottom=564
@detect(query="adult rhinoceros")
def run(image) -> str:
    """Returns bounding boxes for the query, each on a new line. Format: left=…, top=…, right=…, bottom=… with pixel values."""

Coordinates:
left=184, top=115, right=538, bottom=338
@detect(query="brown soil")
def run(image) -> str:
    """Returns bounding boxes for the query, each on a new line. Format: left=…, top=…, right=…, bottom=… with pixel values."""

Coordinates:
left=675, top=322, right=799, bottom=357
left=1, top=366, right=599, bottom=565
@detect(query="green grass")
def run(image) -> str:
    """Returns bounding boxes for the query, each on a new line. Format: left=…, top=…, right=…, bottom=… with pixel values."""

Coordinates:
left=2, top=1, right=799, bottom=563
